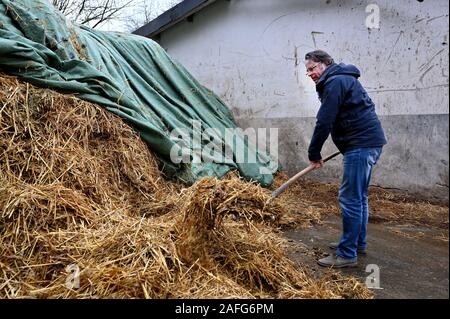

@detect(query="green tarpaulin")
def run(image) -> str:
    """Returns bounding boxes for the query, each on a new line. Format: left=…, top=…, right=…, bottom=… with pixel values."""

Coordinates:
left=0, top=0, right=277, bottom=186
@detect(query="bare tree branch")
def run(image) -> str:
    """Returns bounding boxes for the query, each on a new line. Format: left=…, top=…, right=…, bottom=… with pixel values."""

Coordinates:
left=52, top=0, right=182, bottom=31
left=52, top=0, right=133, bottom=29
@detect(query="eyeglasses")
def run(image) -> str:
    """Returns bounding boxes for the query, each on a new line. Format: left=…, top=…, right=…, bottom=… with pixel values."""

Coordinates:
left=306, top=63, right=320, bottom=74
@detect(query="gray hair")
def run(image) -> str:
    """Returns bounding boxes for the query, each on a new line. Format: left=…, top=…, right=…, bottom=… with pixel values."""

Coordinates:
left=305, top=50, right=334, bottom=66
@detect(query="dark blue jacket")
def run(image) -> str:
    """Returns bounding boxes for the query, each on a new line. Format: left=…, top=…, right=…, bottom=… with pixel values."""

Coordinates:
left=308, top=63, right=387, bottom=161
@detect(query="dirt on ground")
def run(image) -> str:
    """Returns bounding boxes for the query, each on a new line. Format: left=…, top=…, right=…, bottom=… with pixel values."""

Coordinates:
left=283, top=215, right=449, bottom=299
left=272, top=174, right=449, bottom=299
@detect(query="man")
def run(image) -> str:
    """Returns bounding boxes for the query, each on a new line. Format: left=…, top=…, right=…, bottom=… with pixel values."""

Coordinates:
left=304, top=50, right=387, bottom=268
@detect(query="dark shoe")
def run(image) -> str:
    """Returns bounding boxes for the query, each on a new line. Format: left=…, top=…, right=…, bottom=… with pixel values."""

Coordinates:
left=317, top=254, right=358, bottom=268
left=329, top=242, right=366, bottom=255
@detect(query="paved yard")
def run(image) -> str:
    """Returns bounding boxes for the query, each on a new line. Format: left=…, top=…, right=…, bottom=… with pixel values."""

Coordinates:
left=284, top=216, right=449, bottom=299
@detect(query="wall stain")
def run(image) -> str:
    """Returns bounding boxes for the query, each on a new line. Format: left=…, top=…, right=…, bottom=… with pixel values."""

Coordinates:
left=311, top=31, right=324, bottom=48
left=419, top=65, right=434, bottom=84
left=419, top=48, right=445, bottom=71
left=385, top=31, right=404, bottom=66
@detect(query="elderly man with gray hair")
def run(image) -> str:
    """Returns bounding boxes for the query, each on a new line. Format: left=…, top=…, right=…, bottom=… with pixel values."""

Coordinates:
left=304, top=50, right=387, bottom=268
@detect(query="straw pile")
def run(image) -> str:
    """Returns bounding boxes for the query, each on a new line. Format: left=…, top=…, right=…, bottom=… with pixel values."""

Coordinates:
left=0, top=73, right=372, bottom=298
left=270, top=172, right=337, bottom=228
left=273, top=173, right=449, bottom=235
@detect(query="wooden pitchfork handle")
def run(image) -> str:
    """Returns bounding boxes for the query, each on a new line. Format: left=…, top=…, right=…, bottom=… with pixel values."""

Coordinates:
left=271, top=151, right=341, bottom=199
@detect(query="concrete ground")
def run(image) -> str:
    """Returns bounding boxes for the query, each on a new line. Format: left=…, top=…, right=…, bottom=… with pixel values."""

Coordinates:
left=283, top=216, right=449, bottom=299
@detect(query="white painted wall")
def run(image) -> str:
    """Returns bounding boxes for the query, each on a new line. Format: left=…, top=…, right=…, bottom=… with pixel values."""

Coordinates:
left=157, top=0, right=449, bottom=198
left=160, top=0, right=448, bottom=118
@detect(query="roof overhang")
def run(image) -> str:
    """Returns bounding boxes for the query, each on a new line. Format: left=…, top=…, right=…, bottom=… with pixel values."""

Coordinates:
left=132, top=0, right=217, bottom=38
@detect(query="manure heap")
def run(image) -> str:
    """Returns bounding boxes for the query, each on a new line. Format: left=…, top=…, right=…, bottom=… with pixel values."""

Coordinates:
left=0, top=75, right=372, bottom=298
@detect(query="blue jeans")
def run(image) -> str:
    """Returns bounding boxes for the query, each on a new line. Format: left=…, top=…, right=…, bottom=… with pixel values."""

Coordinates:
left=336, top=147, right=382, bottom=259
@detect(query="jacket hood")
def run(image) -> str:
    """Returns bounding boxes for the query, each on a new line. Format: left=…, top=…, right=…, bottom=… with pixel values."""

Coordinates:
left=316, top=63, right=361, bottom=90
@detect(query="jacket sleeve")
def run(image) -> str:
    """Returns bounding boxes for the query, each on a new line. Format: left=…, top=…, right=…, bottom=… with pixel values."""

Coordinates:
left=308, top=77, right=346, bottom=161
